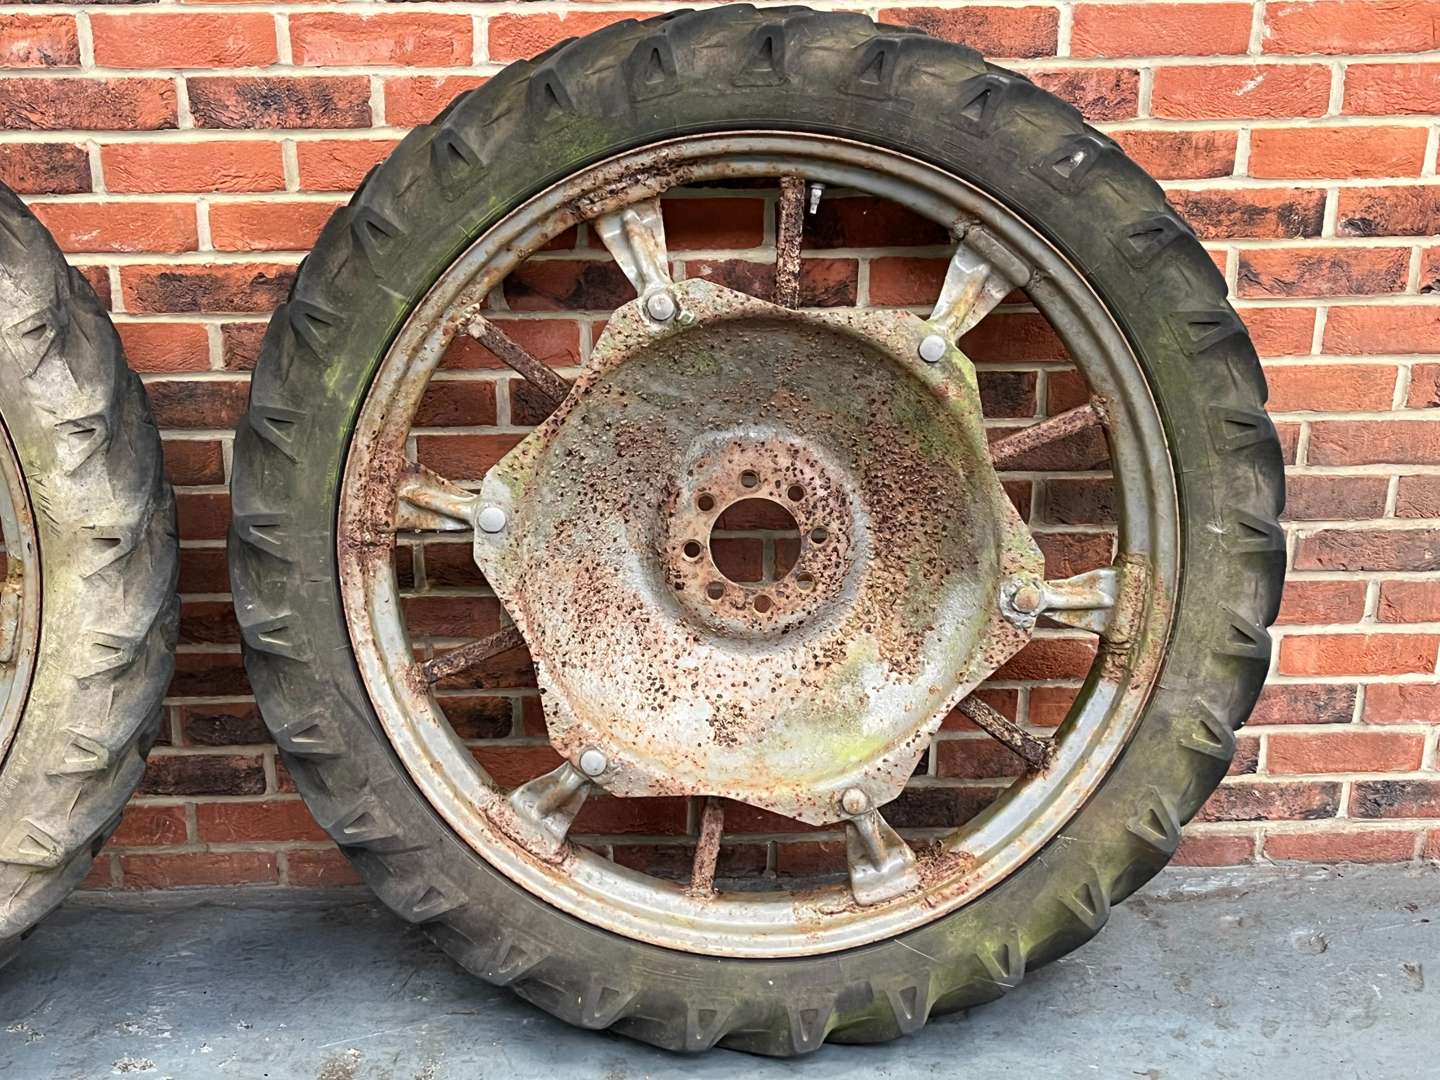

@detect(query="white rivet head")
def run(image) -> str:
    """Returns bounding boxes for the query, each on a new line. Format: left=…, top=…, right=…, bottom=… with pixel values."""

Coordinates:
left=645, top=291, right=677, bottom=322
left=840, top=787, right=869, bottom=816
left=918, top=334, right=948, bottom=364
left=476, top=505, right=508, bottom=534
left=579, top=748, right=608, bottom=777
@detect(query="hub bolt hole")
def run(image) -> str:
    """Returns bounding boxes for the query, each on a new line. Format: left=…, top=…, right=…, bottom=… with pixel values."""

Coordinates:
left=795, top=572, right=815, bottom=592
left=696, top=493, right=716, bottom=512
left=786, top=484, right=806, bottom=502
left=739, top=470, right=761, bottom=490
left=753, top=594, right=773, bottom=613
left=682, top=540, right=704, bottom=560
left=705, top=581, right=726, bottom=601
left=809, top=526, right=830, bottom=545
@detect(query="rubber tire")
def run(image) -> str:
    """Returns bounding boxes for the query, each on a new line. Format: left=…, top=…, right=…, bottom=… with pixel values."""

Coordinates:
left=230, top=5, right=1284, bottom=1055
left=0, top=183, right=178, bottom=966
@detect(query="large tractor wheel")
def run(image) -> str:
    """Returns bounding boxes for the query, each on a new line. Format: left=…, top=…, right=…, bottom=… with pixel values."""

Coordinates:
left=231, top=5, right=1283, bottom=1054
left=0, top=184, right=178, bottom=965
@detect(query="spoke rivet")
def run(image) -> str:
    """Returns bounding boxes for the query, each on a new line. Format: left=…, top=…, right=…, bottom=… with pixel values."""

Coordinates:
left=645, top=291, right=677, bottom=322
left=579, top=748, right=608, bottom=777
left=476, top=506, right=508, bottom=534
left=840, top=787, right=869, bottom=816
left=918, top=334, right=947, bottom=364
left=1012, top=584, right=1044, bottom=614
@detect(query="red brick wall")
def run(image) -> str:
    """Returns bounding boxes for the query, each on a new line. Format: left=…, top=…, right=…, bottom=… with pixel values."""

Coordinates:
left=0, top=0, right=1437, bottom=889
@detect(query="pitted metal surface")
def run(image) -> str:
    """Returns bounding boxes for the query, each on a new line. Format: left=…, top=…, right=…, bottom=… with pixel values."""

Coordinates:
left=472, top=280, right=1042, bottom=823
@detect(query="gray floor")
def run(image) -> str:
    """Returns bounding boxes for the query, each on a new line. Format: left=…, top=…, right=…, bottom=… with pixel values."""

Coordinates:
left=0, top=866, right=1434, bottom=1079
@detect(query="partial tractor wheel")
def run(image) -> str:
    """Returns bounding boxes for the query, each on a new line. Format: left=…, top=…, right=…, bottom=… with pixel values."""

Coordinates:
left=0, top=183, right=178, bottom=965
left=230, top=6, right=1284, bottom=1055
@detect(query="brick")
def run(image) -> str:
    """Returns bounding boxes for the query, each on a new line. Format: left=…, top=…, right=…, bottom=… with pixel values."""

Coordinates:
left=403, top=595, right=503, bottom=639
left=1329, top=304, right=1440, bottom=358
left=1422, top=250, right=1440, bottom=295
left=1364, top=683, right=1440, bottom=724
left=145, top=380, right=249, bottom=430
left=1352, top=780, right=1440, bottom=819
left=1166, top=188, right=1325, bottom=239
left=1278, top=633, right=1438, bottom=676
left=1309, top=422, right=1440, bottom=466
left=286, top=848, right=363, bottom=887
left=1241, top=306, right=1318, bottom=356
left=1249, top=127, right=1429, bottom=180
left=995, top=638, right=1097, bottom=680
left=876, top=7, right=1059, bottom=58
left=92, top=13, right=276, bottom=68
left=188, top=76, right=371, bottom=130
left=414, top=381, right=499, bottom=427
left=1410, top=364, right=1440, bottom=409
left=197, top=800, right=327, bottom=842
left=179, top=599, right=242, bottom=646
left=934, top=738, right=1025, bottom=780
left=1378, top=581, right=1440, bottom=623
left=1282, top=475, right=1389, bottom=520
left=487, top=11, right=648, bottom=61
left=175, top=491, right=232, bottom=540
left=573, top=796, right=688, bottom=836
left=180, top=703, right=268, bottom=746
left=1270, top=730, right=1425, bottom=774
left=1230, top=735, right=1260, bottom=776
left=103, top=141, right=285, bottom=195
left=110, top=805, right=188, bottom=848
left=1262, top=362, right=1398, bottom=408
left=30, top=201, right=197, bottom=255
left=78, top=265, right=111, bottom=309
left=117, top=323, right=210, bottom=374
left=1264, top=829, right=1418, bottom=863
left=291, top=13, right=471, bottom=67
left=1111, top=129, right=1237, bottom=179
left=209, top=200, right=341, bottom=253
left=1173, top=832, right=1255, bottom=866
left=296, top=139, right=399, bottom=191
left=1345, top=63, right=1440, bottom=115
left=0, top=78, right=176, bottom=131
left=1028, top=685, right=1080, bottom=728
left=221, top=322, right=267, bottom=371
left=121, top=851, right=278, bottom=889
left=805, top=196, right=948, bottom=249
left=140, top=753, right=266, bottom=796
left=1277, top=580, right=1368, bottom=625
left=0, top=14, right=79, bottom=67
left=1151, top=65, right=1331, bottom=120
left=1396, top=476, right=1440, bottom=518
left=161, top=440, right=224, bottom=486
left=0, top=143, right=90, bottom=195
left=504, top=260, right=634, bottom=312
left=384, top=75, right=488, bottom=128
left=1264, top=1, right=1440, bottom=55
left=870, top=256, right=948, bottom=306
left=1196, top=780, right=1340, bottom=821
left=1072, top=3, right=1251, bottom=56
left=686, top=258, right=858, bottom=308
left=442, top=318, right=579, bottom=372
left=1028, top=68, right=1139, bottom=121
left=120, top=263, right=294, bottom=314
left=1337, top=187, right=1440, bottom=237
left=661, top=198, right=765, bottom=251
left=169, top=651, right=250, bottom=699
left=1250, top=682, right=1357, bottom=725
left=415, top=433, right=523, bottom=483
left=1243, top=249, right=1409, bottom=300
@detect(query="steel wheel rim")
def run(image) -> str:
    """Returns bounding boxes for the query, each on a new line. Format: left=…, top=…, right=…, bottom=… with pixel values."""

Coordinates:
left=338, top=133, right=1180, bottom=957
left=0, top=415, right=40, bottom=767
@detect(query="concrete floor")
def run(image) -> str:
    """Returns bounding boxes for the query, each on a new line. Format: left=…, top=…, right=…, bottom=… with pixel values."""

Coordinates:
left=0, top=866, right=1434, bottom=1079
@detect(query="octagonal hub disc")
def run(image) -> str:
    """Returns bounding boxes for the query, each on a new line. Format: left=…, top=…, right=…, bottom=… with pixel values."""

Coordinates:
left=473, top=280, right=1042, bottom=824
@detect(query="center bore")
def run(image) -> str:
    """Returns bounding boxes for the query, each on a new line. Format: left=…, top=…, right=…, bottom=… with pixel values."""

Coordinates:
left=706, top=496, right=802, bottom=591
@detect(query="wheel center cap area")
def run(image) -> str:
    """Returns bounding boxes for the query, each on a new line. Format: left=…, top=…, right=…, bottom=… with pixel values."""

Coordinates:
left=473, top=280, right=1043, bottom=824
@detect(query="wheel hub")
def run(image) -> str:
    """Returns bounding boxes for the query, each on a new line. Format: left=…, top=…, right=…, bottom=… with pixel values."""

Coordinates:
left=472, top=280, right=1042, bottom=824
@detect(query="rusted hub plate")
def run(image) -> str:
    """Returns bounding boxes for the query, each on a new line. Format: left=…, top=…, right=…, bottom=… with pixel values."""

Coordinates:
left=473, top=280, right=1042, bottom=823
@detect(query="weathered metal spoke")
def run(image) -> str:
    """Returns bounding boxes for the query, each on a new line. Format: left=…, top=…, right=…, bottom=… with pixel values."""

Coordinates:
left=927, top=243, right=1015, bottom=344
left=989, top=403, right=1104, bottom=470
left=594, top=197, right=679, bottom=323
left=467, top=316, right=571, bottom=410
left=394, top=462, right=480, bottom=532
left=773, top=176, right=806, bottom=309
left=421, top=622, right=527, bottom=684
left=687, top=797, right=725, bottom=896
left=503, top=761, right=592, bottom=860
left=845, top=807, right=920, bottom=906
left=1035, top=566, right=1120, bottom=634
left=957, top=695, right=1054, bottom=771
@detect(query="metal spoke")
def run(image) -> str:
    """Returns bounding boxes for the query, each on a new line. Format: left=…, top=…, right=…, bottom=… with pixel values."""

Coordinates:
left=687, top=797, right=725, bottom=896
left=593, top=197, right=679, bottom=323
left=927, top=243, right=1014, bottom=344
left=467, top=316, right=571, bottom=410
left=844, top=807, right=920, bottom=907
left=421, top=623, right=527, bottom=684
left=1035, top=566, right=1120, bottom=634
left=957, top=695, right=1053, bottom=771
left=503, top=761, right=592, bottom=860
left=773, top=176, right=806, bottom=309
left=394, top=462, right=480, bottom=532
left=989, top=402, right=1104, bottom=469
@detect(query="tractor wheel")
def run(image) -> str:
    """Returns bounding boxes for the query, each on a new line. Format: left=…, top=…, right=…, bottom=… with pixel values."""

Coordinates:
left=230, top=5, right=1283, bottom=1054
left=0, top=183, right=178, bottom=965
